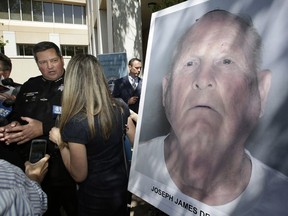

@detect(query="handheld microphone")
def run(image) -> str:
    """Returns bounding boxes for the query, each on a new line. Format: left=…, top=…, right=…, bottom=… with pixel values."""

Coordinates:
left=1, top=78, right=21, bottom=97
left=2, top=78, right=15, bottom=86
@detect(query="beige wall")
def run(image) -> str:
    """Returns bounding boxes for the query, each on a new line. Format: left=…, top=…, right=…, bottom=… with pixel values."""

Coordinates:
left=111, top=0, right=143, bottom=61
left=0, top=20, right=88, bottom=45
left=87, top=0, right=143, bottom=61
left=0, top=19, right=87, bottom=83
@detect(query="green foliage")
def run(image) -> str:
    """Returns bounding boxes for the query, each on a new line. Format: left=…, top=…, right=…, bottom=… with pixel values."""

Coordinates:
left=0, top=36, right=8, bottom=48
left=152, top=0, right=187, bottom=12
left=0, top=23, right=8, bottom=48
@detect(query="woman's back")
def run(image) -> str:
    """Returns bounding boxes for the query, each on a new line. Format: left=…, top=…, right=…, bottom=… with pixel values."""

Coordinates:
left=62, top=105, right=129, bottom=216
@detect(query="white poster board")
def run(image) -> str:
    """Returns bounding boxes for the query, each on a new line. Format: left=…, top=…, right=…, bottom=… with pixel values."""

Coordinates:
left=129, top=0, right=288, bottom=215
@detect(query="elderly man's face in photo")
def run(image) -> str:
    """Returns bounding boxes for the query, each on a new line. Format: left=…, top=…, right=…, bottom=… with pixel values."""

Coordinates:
left=162, top=14, right=263, bottom=158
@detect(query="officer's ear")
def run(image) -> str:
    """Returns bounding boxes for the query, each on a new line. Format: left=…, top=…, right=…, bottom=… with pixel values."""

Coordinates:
left=258, top=69, right=271, bottom=117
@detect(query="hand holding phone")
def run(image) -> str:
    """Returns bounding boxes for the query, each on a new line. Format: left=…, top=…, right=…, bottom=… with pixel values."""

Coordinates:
left=29, top=139, right=47, bottom=163
left=25, top=154, right=50, bottom=183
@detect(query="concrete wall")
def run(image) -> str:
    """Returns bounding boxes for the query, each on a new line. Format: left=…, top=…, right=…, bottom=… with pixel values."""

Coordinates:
left=111, top=0, right=143, bottom=61
left=0, top=20, right=87, bottom=84
left=87, top=0, right=143, bottom=62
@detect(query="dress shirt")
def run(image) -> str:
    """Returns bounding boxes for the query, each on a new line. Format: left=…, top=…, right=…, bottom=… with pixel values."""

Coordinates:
left=0, top=159, right=48, bottom=215
left=129, top=75, right=138, bottom=89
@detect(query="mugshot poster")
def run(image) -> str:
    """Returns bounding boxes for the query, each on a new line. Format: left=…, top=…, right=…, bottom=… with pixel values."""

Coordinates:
left=128, top=0, right=288, bottom=215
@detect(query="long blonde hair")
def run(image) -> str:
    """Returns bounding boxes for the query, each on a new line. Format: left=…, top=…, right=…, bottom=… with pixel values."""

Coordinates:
left=59, top=54, right=118, bottom=140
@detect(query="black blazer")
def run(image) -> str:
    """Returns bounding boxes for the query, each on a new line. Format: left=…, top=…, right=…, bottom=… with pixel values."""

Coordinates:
left=112, top=75, right=142, bottom=113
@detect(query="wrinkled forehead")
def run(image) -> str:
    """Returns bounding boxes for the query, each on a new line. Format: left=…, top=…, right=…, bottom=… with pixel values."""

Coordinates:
left=184, top=12, right=245, bottom=46
left=172, top=12, right=253, bottom=68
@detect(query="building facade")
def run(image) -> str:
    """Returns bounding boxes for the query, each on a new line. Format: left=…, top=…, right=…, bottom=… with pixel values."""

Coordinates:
left=86, top=0, right=143, bottom=62
left=0, top=0, right=88, bottom=83
left=0, top=0, right=144, bottom=84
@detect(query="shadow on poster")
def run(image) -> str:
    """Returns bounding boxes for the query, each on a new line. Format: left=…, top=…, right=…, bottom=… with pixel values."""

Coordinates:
left=128, top=0, right=288, bottom=215
left=97, top=52, right=127, bottom=92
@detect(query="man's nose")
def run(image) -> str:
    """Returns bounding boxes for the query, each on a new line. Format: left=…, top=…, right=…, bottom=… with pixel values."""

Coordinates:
left=47, top=61, right=54, bottom=69
left=192, top=66, right=215, bottom=90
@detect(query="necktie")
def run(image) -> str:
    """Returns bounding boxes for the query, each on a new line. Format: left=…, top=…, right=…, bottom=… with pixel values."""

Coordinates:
left=132, top=78, right=137, bottom=89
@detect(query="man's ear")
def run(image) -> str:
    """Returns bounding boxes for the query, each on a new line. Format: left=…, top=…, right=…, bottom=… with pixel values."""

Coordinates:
left=162, top=75, right=169, bottom=107
left=60, top=56, right=65, bottom=66
left=258, top=69, right=271, bottom=116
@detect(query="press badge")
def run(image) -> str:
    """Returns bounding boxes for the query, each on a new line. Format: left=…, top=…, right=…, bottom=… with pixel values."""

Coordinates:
left=53, top=105, right=62, bottom=115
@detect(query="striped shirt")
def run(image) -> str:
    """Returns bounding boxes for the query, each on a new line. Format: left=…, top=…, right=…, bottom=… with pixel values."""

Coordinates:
left=0, top=159, right=47, bottom=215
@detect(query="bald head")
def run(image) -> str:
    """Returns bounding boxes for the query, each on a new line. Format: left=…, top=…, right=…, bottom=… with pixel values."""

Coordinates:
left=173, top=10, right=262, bottom=72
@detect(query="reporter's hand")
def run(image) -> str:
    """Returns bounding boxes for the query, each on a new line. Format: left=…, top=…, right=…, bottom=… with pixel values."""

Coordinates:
left=128, top=96, right=138, bottom=105
left=129, top=109, right=138, bottom=122
left=4, top=117, right=43, bottom=144
left=49, top=127, right=62, bottom=146
left=25, top=154, right=50, bottom=183
left=0, top=121, right=20, bottom=141
left=0, top=92, right=15, bottom=101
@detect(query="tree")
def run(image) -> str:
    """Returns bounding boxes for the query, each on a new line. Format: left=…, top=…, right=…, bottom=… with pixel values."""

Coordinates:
left=0, top=23, right=8, bottom=51
left=152, top=0, right=187, bottom=12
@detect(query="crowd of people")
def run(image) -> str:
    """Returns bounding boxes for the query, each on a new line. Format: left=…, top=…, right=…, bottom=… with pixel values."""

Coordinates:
left=0, top=43, right=140, bottom=216
left=0, top=8, right=287, bottom=216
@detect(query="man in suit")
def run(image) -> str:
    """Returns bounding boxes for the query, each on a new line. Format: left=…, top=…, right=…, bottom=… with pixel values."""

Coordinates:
left=112, top=58, right=142, bottom=113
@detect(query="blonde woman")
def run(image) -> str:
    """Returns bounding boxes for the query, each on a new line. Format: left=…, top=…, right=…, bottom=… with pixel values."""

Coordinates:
left=49, top=54, right=130, bottom=216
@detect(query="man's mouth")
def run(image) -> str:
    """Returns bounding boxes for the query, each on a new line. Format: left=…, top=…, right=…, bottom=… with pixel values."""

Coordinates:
left=194, top=105, right=212, bottom=109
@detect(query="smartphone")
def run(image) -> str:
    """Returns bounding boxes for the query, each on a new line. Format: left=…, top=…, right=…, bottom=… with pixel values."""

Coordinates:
left=29, top=139, right=47, bottom=163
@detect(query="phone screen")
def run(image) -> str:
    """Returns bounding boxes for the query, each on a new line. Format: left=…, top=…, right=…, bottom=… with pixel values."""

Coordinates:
left=29, top=139, right=47, bottom=163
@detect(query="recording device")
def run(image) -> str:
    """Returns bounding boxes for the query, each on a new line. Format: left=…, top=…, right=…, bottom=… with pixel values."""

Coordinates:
left=0, top=85, right=10, bottom=93
left=0, top=101, right=12, bottom=118
left=29, top=139, right=47, bottom=163
left=1, top=78, right=22, bottom=107
left=1, top=78, right=19, bottom=87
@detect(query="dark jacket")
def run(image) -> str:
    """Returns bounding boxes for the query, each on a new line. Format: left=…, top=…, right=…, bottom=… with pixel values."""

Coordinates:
left=112, top=75, right=142, bottom=113
left=8, top=75, right=74, bottom=185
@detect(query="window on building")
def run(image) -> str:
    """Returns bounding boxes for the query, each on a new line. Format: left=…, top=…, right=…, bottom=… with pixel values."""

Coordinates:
left=0, top=0, right=9, bottom=19
left=73, top=5, right=83, bottom=25
left=1, top=1, right=86, bottom=25
left=17, top=44, right=88, bottom=57
left=22, top=0, right=32, bottom=21
left=33, top=1, right=42, bottom=22
left=10, top=0, right=21, bottom=20
left=61, top=45, right=88, bottom=57
left=54, top=3, right=63, bottom=23
left=17, top=44, right=34, bottom=56
left=64, top=4, right=73, bottom=24
left=43, top=2, right=53, bottom=22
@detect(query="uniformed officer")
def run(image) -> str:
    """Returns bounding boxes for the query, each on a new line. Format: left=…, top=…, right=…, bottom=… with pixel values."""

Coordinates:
left=0, top=41, right=78, bottom=216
